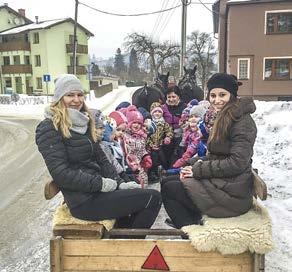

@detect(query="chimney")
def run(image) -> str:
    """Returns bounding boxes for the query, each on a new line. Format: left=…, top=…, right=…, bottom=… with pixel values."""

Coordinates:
left=18, top=9, right=26, bottom=17
left=35, top=16, right=39, bottom=24
left=4, top=3, right=8, bottom=6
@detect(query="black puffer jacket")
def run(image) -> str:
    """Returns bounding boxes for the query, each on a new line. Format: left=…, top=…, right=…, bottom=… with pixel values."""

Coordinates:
left=36, top=119, right=121, bottom=209
left=183, top=97, right=257, bottom=218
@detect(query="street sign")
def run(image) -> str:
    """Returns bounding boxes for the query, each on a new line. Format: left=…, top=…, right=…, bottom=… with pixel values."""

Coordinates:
left=43, top=74, right=51, bottom=82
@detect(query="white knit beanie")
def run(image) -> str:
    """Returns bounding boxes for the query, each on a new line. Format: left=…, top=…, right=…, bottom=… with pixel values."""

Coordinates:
left=189, top=104, right=206, bottom=119
left=52, top=74, right=83, bottom=102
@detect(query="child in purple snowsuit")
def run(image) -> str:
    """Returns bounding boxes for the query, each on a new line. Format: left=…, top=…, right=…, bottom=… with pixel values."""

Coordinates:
left=172, top=104, right=206, bottom=168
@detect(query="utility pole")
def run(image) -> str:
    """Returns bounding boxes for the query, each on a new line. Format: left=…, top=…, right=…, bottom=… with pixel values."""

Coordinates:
left=179, top=0, right=188, bottom=77
left=73, top=0, right=78, bottom=75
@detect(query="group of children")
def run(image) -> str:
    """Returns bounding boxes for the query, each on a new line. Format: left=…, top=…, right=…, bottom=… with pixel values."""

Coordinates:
left=91, top=99, right=217, bottom=187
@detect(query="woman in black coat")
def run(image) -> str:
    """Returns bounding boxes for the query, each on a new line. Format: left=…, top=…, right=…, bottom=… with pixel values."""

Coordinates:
left=36, top=74, right=161, bottom=229
left=161, top=73, right=257, bottom=228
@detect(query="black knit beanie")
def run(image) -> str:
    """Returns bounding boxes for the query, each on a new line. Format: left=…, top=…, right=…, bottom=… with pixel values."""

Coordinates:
left=207, top=73, right=238, bottom=97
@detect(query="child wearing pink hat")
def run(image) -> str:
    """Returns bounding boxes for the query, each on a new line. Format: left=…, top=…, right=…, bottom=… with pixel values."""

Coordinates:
left=123, top=105, right=152, bottom=187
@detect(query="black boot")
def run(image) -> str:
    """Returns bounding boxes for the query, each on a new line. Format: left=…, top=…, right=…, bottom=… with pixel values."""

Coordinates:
left=148, top=170, right=159, bottom=184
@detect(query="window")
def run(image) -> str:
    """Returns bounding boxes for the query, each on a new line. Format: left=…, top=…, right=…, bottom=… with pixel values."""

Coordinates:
left=264, top=58, right=292, bottom=80
left=69, top=35, right=74, bottom=45
left=13, top=55, right=20, bottom=65
left=33, top=32, right=39, bottom=44
left=36, top=77, right=42, bottom=89
left=35, top=55, right=41, bottom=67
left=238, top=58, right=250, bottom=80
left=70, top=56, right=79, bottom=66
left=5, top=78, right=12, bottom=87
left=3, top=56, right=10, bottom=65
left=266, top=12, right=292, bottom=34
left=24, top=56, right=30, bottom=65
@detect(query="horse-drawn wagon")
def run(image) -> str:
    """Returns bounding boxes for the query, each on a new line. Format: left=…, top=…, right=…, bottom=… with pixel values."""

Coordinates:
left=45, top=169, right=272, bottom=272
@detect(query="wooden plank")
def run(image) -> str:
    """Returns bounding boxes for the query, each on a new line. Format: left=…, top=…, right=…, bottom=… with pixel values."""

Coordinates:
left=61, top=239, right=253, bottom=271
left=53, top=224, right=104, bottom=239
left=50, top=236, right=63, bottom=272
left=107, top=228, right=184, bottom=237
left=252, top=169, right=267, bottom=201
left=62, top=255, right=252, bottom=271
left=254, top=254, right=265, bottom=272
left=63, top=239, right=207, bottom=257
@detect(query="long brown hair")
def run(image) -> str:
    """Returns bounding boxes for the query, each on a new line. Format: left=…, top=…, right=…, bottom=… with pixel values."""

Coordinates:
left=208, top=95, right=239, bottom=143
left=50, top=100, right=97, bottom=142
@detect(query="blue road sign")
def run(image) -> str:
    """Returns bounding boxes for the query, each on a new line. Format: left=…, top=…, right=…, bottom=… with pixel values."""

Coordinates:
left=43, top=74, right=51, bottom=82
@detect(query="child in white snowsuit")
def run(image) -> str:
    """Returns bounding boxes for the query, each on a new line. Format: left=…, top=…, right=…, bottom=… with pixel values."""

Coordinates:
left=91, top=109, right=137, bottom=184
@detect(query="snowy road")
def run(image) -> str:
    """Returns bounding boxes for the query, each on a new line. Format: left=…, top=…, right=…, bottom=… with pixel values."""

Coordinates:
left=0, top=118, right=45, bottom=210
left=0, top=117, right=58, bottom=271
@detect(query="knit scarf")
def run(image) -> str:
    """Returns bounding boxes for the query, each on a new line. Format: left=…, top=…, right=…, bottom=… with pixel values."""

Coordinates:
left=152, top=116, right=165, bottom=126
left=44, top=106, right=89, bottom=135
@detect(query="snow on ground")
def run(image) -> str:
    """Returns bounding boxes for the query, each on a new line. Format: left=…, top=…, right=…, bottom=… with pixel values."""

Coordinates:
left=0, top=87, right=291, bottom=271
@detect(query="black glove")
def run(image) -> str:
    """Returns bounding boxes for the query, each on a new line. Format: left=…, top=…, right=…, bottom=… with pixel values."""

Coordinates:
left=119, top=171, right=131, bottom=182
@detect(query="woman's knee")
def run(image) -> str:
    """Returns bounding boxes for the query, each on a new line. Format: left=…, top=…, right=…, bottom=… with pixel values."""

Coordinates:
left=161, top=179, right=182, bottom=197
left=145, top=189, right=162, bottom=208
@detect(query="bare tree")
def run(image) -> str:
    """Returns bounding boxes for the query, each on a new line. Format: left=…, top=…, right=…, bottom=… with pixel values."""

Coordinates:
left=124, top=32, right=180, bottom=77
left=187, top=31, right=217, bottom=90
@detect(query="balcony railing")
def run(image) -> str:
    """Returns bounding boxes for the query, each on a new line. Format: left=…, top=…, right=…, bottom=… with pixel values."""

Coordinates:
left=66, top=44, right=88, bottom=54
left=1, top=65, right=32, bottom=74
left=0, top=41, right=30, bottom=52
left=67, top=65, right=87, bottom=75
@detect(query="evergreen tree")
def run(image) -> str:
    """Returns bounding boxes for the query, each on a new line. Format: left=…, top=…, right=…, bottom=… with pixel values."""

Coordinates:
left=114, top=48, right=126, bottom=75
left=91, top=63, right=101, bottom=76
left=128, top=48, right=139, bottom=80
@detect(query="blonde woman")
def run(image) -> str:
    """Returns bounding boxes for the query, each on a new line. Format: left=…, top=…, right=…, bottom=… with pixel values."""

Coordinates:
left=36, top=74, right=161, bottom=230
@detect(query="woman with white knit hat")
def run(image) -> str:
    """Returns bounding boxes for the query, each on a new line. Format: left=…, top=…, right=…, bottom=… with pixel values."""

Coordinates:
left=36, top=74, right=161, bottom=231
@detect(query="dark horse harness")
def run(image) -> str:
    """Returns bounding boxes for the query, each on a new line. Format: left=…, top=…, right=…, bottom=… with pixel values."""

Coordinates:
left=178, top=74, right=197, bottom=90
left=178, top=71, right=204, bottom=103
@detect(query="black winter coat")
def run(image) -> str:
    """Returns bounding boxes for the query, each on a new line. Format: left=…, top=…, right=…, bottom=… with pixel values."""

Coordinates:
left=36, top=119, right=120, bottom=209
left=183, top=97, right=257, bottom=218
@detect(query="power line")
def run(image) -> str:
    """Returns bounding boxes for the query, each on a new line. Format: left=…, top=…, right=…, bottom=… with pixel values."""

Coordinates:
left=78, top=1, right=215, bottom=17
left=194, top=0, right=215, bottom=13
left=155, top=0, right=181, bottom=40
left=151, top=0, right=169, bottom=38
left=195, top=0, right=220, bottom=15
left=79, top=1, right=182, bottom=17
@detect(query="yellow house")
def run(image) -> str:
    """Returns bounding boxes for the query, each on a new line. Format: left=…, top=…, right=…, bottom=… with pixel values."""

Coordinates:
left=0, top=5, right=93, bottom=95
left=0, top=4, right=32, bottom=32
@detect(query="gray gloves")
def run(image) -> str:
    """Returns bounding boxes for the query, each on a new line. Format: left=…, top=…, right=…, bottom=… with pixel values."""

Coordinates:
left=101, top=178, right=118, bottom=192
left=119, top=181, right=141, bottom=190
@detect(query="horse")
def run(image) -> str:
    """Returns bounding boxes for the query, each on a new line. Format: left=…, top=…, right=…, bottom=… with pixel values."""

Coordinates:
left=132, top=72, right=169, bottom=112
left=178, top=65, right=204, bottom=104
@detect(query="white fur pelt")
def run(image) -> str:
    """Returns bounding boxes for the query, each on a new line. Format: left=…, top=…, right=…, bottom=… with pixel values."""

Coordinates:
left=53, top=204, right=115, bottom=231
left=182, top=200, right=274, bottom=255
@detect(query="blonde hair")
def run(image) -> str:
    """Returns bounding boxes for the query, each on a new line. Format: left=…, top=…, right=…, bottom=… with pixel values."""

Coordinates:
left=208, top=95, right=239, bottom=143
left=50, top=100, right=97, bottom=142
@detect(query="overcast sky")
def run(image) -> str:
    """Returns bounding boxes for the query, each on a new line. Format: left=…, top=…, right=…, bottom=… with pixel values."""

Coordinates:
left=3, top=0, right=217, bottom=59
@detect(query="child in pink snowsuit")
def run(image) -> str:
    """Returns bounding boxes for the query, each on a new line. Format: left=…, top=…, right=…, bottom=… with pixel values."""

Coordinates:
left=172, top=104, right=206, bottom=168
left=123, top=105, right=152, bottom=187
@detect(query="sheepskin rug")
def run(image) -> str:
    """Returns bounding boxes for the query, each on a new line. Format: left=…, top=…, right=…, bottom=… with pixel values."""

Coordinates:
left=53, top=204, right=115, bottom=231
left=182, top=200, right=274, bottom=255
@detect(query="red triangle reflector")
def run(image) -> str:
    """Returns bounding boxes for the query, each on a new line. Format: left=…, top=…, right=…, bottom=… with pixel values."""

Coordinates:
left=141, top=245, right=169, bottom=271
